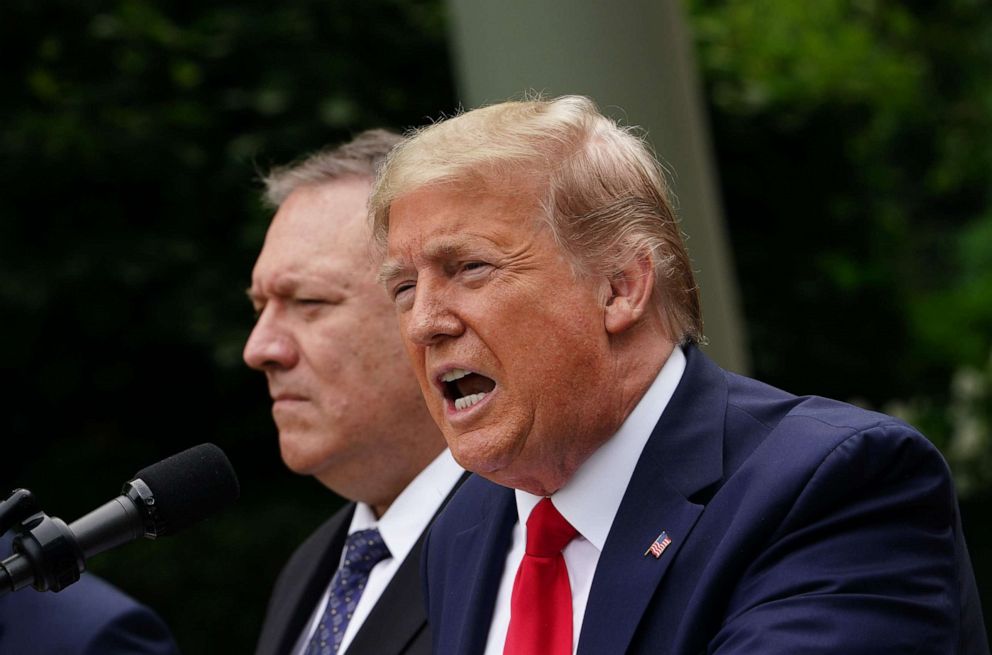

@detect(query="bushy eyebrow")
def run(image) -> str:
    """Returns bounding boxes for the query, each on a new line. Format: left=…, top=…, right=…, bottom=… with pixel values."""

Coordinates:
left=244, top=273, right=312, bottom=301
left=245, top=286, right=271, bottom=305
left=377, top=260, right=407, bottom=287
left=377, top=239, right=474, bottom=287
left=424, top=241, right=467, bottom=260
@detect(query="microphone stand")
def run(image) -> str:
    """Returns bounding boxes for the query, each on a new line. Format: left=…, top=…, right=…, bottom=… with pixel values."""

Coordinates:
left=0, top=488, right=85, bottom=598
left=0, top=489, right=41, bottom=537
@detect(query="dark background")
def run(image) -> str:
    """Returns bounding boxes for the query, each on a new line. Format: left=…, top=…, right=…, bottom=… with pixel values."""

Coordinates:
left=2, top=1, right=989, bottom=652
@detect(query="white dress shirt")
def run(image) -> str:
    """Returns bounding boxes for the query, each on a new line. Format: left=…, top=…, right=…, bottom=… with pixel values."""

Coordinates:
left=293, top=448, right=464, bottom=655
left=483, top=346, right=686, bottom=655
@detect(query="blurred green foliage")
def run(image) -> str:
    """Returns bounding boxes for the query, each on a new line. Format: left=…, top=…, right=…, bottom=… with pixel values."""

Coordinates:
left=2, top=0, right=990, bottom=652
left=687, top=0, right=992, bottom=492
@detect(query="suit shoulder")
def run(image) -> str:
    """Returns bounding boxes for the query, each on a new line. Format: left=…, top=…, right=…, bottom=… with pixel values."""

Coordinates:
left=263, top=502, right=353, bottom=612
left=776, top=395, right=945, bottom=476
left=724, top=379, right=954, bottom=529
left=256, top=502, right=355, bottom=655
left=0, top=573, right=178, bottom=655
left=75, top=576, right=179, bottom=654
left=720, top=371, right=953, bottom=518
left=273, top=502, right=354, bottom=588
left=295, top=503, right=354, bottom=556
left=702, top=378, right=967, bottom=654
left=725, top=370, right=930, bottom=452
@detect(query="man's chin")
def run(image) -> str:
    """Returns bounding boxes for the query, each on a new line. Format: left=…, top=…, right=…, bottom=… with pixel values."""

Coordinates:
left=446, top=429, right=567, bottom=495
left=447, top=432, right=517, bottom=478
left=277, top=432, right=333, bottom=476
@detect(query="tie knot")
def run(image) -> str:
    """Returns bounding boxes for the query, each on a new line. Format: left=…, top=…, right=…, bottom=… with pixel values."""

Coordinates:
left=525, top=498, right=577, bottom=557
left=341, top=528, right=390, bottom=576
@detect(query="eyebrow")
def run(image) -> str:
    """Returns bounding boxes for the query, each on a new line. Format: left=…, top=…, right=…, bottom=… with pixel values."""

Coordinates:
left=377, top=259, right=407, bottom=287
left=377, top=240, right=477, bottom=287
left=244, top=272, right=311, bottom=301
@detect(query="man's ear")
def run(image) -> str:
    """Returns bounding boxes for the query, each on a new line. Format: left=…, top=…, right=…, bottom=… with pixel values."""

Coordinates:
left=604, top=253, right=655, bottom=335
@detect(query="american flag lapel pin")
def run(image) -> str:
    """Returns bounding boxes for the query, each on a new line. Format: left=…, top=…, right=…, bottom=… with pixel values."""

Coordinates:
left=644, top=531, right=672, bottom=559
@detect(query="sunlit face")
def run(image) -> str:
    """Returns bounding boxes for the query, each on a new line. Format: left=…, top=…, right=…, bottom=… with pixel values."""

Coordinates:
left=244, top=178, right=442, bottom=507
left=381, top=184, right=621, bottom=495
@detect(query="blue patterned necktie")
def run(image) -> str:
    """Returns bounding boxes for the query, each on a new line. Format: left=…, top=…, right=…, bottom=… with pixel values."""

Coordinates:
left=305, top=528, right=391, bottom=655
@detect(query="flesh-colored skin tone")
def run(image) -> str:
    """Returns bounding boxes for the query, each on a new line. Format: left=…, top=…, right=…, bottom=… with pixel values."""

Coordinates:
left=381, top=183, right=672, bottom=496
left=244, top=178, right=444, bottom=516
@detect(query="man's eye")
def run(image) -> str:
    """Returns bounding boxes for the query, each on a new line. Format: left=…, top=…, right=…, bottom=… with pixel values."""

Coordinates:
left=392, top=283, right=416, bottom=310
left=295, top=298, right=331, bottom=313
left=459, top=262, right=493, bottom=284
left=461, top=261, right=491, bottom=274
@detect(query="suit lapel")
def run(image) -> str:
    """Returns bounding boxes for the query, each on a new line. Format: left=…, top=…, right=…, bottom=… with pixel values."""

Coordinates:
left=578, top=346, right=728, bottom=655
left=444, top=483, right=517, bottom=655
left=346, top=532, right=426, bottom=655
left=258, top=504, right=354, bottom=655
left=578, top=470, right=704, bottom=654
left=346, top=472, right=471, bottom=655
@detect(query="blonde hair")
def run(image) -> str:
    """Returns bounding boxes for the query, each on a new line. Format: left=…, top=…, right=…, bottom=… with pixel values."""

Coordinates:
left=262, top=129, right=403, bottom=208
left=369, top=95, right=702, bottom=345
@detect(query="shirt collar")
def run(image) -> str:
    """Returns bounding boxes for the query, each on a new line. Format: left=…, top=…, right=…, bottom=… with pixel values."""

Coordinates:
left=514, top=346, right=686, bottom=551
left=349, top=448, right=464, bottom=562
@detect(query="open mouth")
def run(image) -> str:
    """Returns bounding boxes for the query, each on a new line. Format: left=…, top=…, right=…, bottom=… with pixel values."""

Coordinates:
left=440, top=368, right=496, bottom=411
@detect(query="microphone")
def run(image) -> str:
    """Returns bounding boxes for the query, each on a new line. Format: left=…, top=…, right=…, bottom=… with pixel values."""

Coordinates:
left=1, top=443, right=240, bottom=596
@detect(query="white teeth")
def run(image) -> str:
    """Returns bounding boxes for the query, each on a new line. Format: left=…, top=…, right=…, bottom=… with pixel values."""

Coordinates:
left=454, top=392, right=487, bottom=411
left=441, top=368, right=471, bottom=383
left=442, top=369, right=492, bottom=411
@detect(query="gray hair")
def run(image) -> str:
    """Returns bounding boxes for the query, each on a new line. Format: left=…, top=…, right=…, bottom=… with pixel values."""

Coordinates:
left=263, top=129, right=403, bottom=208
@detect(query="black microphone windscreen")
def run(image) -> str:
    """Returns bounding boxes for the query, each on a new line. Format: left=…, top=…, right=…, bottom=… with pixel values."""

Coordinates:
left=131, top=443, right=240, bottom=536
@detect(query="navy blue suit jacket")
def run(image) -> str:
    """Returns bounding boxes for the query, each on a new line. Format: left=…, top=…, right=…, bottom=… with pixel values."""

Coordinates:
left=0, top=535, right=179, bottom=655
left=424, top=346, right=988, bottom=654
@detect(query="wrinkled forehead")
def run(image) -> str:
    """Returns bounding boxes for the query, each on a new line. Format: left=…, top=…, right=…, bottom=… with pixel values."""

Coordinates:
left=375, top=160, right=550, bottom=243
left=391, top=176, right=546, bottom=233
left=377, top=181, right=553, bottom=282
left=408, top=165, right=546, bottom=216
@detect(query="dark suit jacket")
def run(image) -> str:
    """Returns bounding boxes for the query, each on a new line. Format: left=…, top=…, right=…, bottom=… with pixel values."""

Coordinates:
left=256, top=474, right=467, bottom=655
left=424, top=346, right=989, bottom=654
left=0, top=535, right=179, bottom=655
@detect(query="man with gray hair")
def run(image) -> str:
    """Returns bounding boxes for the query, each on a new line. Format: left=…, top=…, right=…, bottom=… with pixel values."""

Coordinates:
left=245, top=130, right=464, bottom=655
left=370, top=97, right=987, bottom=654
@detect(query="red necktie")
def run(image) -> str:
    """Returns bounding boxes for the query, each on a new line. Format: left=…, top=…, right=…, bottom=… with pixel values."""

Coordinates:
left=504, top=497, right=579, bottom=655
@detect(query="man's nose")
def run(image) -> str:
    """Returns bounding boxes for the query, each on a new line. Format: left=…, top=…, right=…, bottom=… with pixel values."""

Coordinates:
left=404, top=283, right=464, bottom=347
left=243, top=307, right=299, bottom=370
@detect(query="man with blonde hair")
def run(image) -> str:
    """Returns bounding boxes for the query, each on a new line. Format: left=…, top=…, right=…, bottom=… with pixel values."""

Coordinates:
left=246, top=130, right=464, bottom=655
left=371, top=96, right=986, bottom=654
